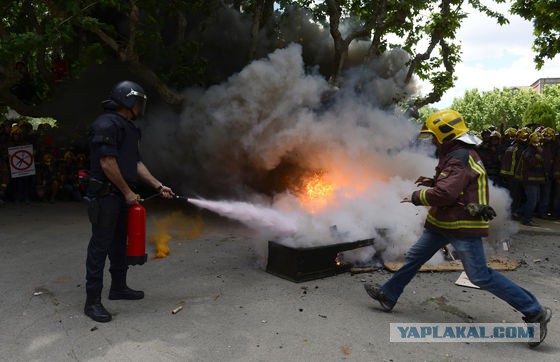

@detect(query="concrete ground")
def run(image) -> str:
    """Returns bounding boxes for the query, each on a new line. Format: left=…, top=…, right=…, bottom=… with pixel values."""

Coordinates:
left=0, top=201, right=558, bottom=362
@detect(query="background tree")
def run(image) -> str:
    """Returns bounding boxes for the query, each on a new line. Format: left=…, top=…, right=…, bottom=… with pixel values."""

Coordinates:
left=449, top=86, right=560, bottom=131
left=293, top=0, right=508, bottom=109
left=542, top=84, right=560, bottom=124
left=1, top=0, right=510, bottom=126
left=511, top=0, right=560, bottom=70
left=523, top=100, right=557, bottom=128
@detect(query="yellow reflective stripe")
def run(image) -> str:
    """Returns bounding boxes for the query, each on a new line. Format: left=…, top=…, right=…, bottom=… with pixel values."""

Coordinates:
left=419, top=189, right=429, bottom=205
left=510, top=149, right=517, bottom=174
left=500, top=169, right=513, bottom=176
left=469, top=155, right=487, bottom=204
left=500, top=149, right=517, bottom=176
left=426, top=214, right=489, bottom=229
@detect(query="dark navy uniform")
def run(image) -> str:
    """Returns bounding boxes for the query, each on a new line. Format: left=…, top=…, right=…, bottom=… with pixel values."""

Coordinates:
left=85, top=111, right=141, bottom=298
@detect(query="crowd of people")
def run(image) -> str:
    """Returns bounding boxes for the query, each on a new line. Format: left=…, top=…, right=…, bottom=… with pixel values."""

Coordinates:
left=477, top=124, right=560, bottom=226
left=0, top=119, right=88, bottom=204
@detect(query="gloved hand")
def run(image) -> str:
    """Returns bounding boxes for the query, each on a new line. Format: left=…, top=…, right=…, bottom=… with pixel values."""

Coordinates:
left=465, top=203, right=497, bottom=221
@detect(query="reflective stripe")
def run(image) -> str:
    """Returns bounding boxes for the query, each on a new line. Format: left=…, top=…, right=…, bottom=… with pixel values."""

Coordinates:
left=468, top=155, right=487, bottom=205
left=500, top=148, right=517, bottom=176
left=419, top=189, right=429, bottom=205
left=426, top=214, right=489, bottom=229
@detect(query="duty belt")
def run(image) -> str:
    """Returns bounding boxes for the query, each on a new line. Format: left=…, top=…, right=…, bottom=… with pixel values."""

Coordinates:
left=87, top=177, right=120, bottom=197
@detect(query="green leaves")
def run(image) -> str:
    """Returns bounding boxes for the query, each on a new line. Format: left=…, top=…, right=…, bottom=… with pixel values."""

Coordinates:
left=511, top=0, right=560, bottom=69
left=449, top=86, right=560, bottom=130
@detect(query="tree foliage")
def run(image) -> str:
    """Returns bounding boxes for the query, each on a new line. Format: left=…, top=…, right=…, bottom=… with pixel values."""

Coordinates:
left=449, top=85, right=560, bottom=131
left=523, top=100, right=556, bottom=128
left=0, top=0, right=513, bottom=120
left=511, top=0, right=560, bottom=69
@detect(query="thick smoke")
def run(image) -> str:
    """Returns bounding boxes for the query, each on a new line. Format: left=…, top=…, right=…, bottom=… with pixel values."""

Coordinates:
left=141, top=43, right=516, bottom=265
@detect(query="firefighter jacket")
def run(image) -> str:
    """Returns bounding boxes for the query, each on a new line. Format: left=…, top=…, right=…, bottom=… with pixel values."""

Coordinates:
left=500, top=142, right=526, bottom=179
left=542, top=141, right=556, bottom=178
left=553, top=145, right=560, bottom=182
left=477, top=142, right=505, bottom=179
left=516, top=145, right=546, bottom=184
left=411, top=140, right=489, bottom=237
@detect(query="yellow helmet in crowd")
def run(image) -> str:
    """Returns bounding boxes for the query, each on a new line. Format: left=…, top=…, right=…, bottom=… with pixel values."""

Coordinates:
left=43, top=153, right=54, bottom=164
left=422, top=110, right=469, bottom=144
left=489, top=130, right=501, bottom=140
left=529, top=131, right=542, bottom=147
left=10, top=126, right=22, bottom=137
left=504, top=128, right=517, bottom=140
left=541, top=127, right=556, bottom=142
left=516, top=127, right=531, bottom=142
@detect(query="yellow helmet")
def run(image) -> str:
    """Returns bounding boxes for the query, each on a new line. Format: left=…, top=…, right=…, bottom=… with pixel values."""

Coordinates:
left=541, top=127, right=556, bottom=142
left=516, top=127, right=531, bottom=142
left=10, top=126, right=22, bottom=136
left=63, top=150, right=75, bottom=162
left=529, top=131, right=542, bottom=146
left=489, top=130, right=501, bottom=139
left=504, top=128, right=517, bottom=140
left=422, top=110, right=469, bottom=144
left=43, top=153, right=54, bottom=163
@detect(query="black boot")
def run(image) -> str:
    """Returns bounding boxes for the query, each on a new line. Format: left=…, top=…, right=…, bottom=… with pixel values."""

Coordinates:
left=108, top=286, right=144, bottom=300
left=109, top=275, right=144, bottom=300
left=84, top=296, right=112, bottom=322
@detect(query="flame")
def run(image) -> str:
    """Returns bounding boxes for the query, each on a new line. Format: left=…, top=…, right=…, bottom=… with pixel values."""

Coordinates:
left=296, top=171, right=336, bottom=213
left=287, top=160, right=390, bottom=213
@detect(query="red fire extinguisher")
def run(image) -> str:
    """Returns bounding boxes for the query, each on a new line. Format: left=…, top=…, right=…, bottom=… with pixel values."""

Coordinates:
left=127, top=203, right=148, bottom=265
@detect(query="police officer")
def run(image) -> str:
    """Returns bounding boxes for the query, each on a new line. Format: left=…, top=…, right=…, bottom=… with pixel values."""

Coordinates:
left=85, top=80, right=175, bottom=322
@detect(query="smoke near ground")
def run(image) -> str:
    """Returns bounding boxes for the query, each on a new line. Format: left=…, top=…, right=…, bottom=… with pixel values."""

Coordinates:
left=141, top=43, right=516, bottom=265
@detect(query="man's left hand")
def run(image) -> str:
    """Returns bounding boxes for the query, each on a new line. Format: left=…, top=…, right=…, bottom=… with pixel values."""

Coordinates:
left=159, top=185, right=175, bottom=199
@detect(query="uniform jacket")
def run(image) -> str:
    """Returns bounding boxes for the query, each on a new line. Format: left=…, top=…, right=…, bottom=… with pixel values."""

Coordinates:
left=88, top=111, right=141, bottom=185
left=516, top=145, right=546, bottom=184
left=500, top=142, right=524, bottom=178
left=411, top=140, right=489, bottom=237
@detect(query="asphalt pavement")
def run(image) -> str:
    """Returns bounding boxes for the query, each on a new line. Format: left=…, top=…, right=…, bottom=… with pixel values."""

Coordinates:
left=0, top=201, right=558, bottom=362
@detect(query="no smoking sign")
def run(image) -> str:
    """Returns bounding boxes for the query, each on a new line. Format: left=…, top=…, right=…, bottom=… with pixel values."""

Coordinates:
left=8, top=144, right=36, bottom=178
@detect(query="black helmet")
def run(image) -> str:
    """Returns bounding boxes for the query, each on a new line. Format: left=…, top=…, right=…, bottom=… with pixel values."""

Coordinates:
left=103, top=80, right=147, bottom=118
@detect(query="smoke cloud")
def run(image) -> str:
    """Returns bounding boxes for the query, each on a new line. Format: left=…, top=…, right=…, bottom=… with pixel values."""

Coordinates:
left=141, top=43, right=516, bottom=266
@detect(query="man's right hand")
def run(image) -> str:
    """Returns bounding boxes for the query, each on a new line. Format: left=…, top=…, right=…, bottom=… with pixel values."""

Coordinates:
left=125, top=191, right=140, bottom=205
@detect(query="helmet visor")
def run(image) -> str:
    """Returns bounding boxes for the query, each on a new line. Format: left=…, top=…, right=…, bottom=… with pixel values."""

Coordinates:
left=127, top=89, right=147, bottom=116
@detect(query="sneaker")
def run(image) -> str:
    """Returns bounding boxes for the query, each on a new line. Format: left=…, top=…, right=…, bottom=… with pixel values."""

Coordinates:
left=364, top=283, right=396, bottom=312
left=523, top=307, right=552, bottom=348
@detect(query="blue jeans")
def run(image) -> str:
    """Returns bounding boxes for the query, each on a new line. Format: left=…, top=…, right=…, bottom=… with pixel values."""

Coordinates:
left=521, top=184, right=540, bottom=224
left=381, top=229, right=542, bottom=317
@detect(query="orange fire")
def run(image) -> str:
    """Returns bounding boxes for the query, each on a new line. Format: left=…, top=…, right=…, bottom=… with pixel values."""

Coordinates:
left=293, top=166, right=389, bottom=213
left=296, top=171, right=336, bottom=213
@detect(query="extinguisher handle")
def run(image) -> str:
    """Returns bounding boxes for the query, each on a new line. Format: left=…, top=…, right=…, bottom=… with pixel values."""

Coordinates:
left=139, top=193, right=161, bottom=203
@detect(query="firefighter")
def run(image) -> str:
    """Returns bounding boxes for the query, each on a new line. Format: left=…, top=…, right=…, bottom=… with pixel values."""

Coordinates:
left=477, top=130, right=505, bottom=186
left=500, top=127, right=531, bottom=217
left=517, top=131, right=546, bottom=226
left=363, top=110, right=551, bottom=348
left=84, top=80, right=175, bottom=323
left=536, top=127, right=556, bottom=219
left=502, top=127, right=517, bottom=147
